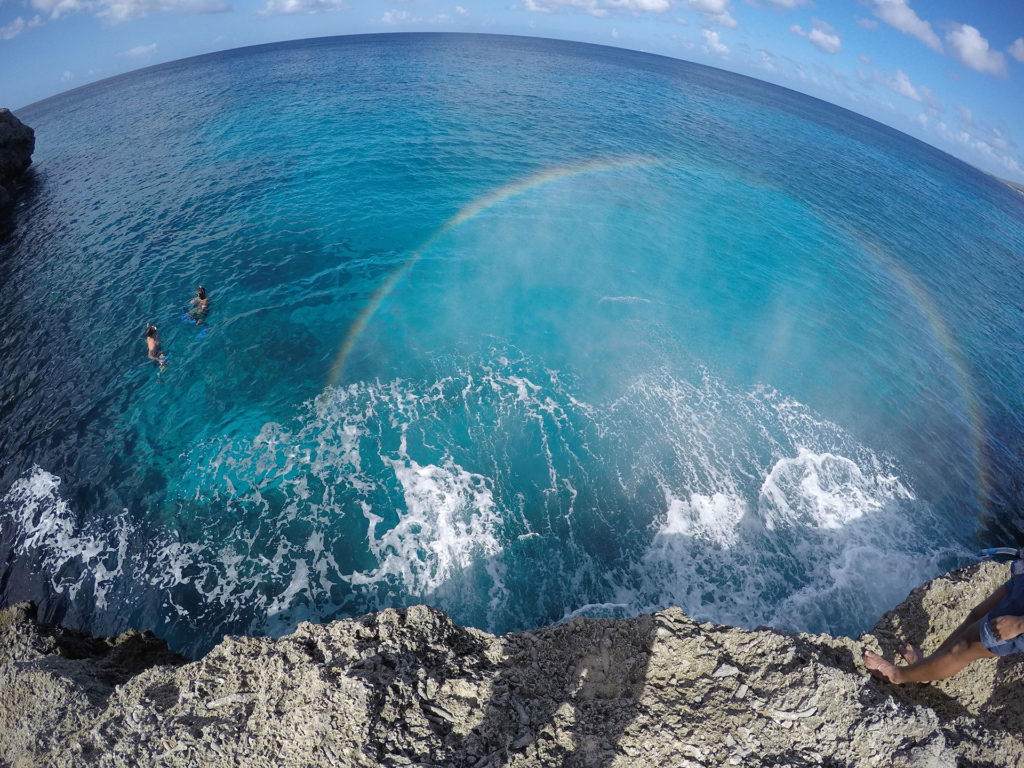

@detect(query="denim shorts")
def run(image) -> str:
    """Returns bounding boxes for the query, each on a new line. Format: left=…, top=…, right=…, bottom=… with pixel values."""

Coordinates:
left=980, top=572, right=1024, bottom=656
left=980, top=615, right=1024, bottom=655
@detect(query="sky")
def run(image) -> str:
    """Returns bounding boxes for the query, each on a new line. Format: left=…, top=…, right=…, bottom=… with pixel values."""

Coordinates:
left=1, top=0, right=1023, bottom=182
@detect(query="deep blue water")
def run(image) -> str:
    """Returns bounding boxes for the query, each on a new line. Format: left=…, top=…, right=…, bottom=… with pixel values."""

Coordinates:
left=2, top=33, right=1024, bottom=658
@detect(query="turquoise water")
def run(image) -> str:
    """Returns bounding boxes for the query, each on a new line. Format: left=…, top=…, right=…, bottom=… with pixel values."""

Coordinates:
left=2, top=34, right=1024, bottom=657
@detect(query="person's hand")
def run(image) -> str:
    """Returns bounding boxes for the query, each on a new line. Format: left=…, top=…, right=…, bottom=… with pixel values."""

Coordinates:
left=991, top=615, right=1024, bottom=642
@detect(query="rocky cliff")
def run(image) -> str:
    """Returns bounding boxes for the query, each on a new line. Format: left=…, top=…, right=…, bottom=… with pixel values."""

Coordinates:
left=0, top=108, right=35, bottom=210
left=2, top=562, right=1021, bottom=767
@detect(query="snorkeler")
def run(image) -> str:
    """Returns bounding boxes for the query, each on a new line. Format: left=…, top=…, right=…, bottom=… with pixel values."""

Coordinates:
left=863, top=566, right=1024, bottom=684
left=189, top=285, right=210, bottom=322
left=145, top=324, right=168, bottom=369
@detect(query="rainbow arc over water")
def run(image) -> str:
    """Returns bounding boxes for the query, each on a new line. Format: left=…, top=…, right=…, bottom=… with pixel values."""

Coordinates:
left=325, top=156, right=658, bottom=389
left=856, top=236, right=989, bottom=511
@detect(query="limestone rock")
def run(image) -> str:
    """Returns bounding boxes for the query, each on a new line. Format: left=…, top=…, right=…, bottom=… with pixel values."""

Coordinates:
left=1, top=564, right=1022, bottom=767
left=0, top=108, right=35, bottom=209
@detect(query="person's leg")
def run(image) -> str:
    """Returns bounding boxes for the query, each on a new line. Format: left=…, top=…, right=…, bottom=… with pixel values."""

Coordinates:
left=864, top=618, right=995, bottom=684
left=883, top=583, right=1010, bottom=673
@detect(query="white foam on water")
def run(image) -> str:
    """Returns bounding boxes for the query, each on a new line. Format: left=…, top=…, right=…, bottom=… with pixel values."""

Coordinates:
left=559, top=601, right=631, bottom=623
left=267, top=558, right=310, bottom=617
left=759, top=448, right=913, bottom=530
left=657, top=490, right=747, bottom=548
left=353, top=441, right=503, bottom=596
left=148, top=373, right=521, bottom=636
left=1, top=353, right=962, bottom=649
left=0, top=467, right=132, bottom=610
left=594, top=368, right=959, bottom=636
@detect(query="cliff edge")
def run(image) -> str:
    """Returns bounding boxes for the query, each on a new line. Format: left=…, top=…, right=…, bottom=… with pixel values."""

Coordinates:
left=0, top=108, right=35, bottom=210
left=2, top=562, right=1021, bottom=767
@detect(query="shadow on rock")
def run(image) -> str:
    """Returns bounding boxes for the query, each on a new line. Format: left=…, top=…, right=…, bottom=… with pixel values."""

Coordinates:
left=1, top=601, right=185, bottom=706
left=318, top=606, right=656, bottom=767
left=758, top=750, right=853, bottom=768
left=466, top=613, right=656, bottom=767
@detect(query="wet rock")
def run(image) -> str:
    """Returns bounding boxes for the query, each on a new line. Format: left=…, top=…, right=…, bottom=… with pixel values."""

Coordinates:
left=0, top=108, right=34, bottom=209
left=1, top=563, right=1021, bottom=767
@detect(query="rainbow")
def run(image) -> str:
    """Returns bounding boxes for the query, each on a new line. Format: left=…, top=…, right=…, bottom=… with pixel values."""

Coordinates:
left=857, top=237, right=989, bottom=509
left=325, top=156, right=658, bottom=389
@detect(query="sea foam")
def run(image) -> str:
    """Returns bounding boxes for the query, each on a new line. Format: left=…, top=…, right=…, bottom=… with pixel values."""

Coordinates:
left=0, top=353, right=960, bottom=654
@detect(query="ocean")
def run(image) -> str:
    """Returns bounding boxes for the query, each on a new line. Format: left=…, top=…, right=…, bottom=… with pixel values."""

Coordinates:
left=2, top=33, right=1023, bottom=658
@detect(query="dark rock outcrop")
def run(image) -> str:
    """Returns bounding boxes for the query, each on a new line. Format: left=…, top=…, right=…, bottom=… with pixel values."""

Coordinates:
left=0, top=108, right=35, bottom=210
left=1, top=562, right=1021, bottom=767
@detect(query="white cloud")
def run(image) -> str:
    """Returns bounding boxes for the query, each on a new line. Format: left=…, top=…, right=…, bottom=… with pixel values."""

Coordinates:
left=30, top=0, right=87, bottom=20
left=808, top=18, right=840, bottom=54
left=523, top=0, right=556, bottom=12
left=945, top=24, right=1006, bottom=75
left=766, top=0, right=811, bottom=7
left=524, top=0, right=670, bottom=16
left=683, top=0, right=735, bottom=28
left=990, top=128, right=1008, bottom=152
left=934, top=118, right=1023, bottom=178
left=702, top=28, right=728, bottom=55
left=916, top=82, right=940, bottom=112
left=455, top=4, right=467, bottom=14
left=123, top=42, right=156, bottom=56
left=28, top=0, right=228, bottom=21
left=1010, top=38, right=1024, bottom=63
left=886, top=68, right=920, bottom=101
left=380, top=9, right=418, bottom=23
left=869, top=0, right=940, bottom=52
left=759, top=49, right=775, bottom=71
left=858, top=54, right=873, bottom=65
left=93, top=0, right=228, bottom=23
left=856, top=63, right=936, bottom=114
left=0, top=15, right=25, bottom=38
left=608, top=0, right=671, bottom=10
left=611, top=26, right=618, bottom=38
left=790, top=18, right=840, bottom=54
left=952, top=105, right=1014, bottom=154
left=262, top=0, right=344, bottom=13
left=855, top=16, right=878, bottom=30
left=61, top=70, right=73, bottom=81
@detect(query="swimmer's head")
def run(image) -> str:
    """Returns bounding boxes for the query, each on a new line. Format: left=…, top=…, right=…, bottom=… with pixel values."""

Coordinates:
left=196, top=286, right=207, bottom=300
left=146, top=324, right=158, bottom=338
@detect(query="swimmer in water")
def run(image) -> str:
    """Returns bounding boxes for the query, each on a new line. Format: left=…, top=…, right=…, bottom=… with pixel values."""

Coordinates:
left=189, top=285, right=210, bottom=323
left=145, top=324, right=167, bottom=370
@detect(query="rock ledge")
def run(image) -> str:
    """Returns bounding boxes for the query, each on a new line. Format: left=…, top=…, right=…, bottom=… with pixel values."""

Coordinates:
left=0, top=108, right=35, bottom=209
left=2, top=563, right=1021, bottom=767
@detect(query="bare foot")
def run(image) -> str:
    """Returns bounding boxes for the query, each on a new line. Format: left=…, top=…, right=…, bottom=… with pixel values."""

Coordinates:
left=900, top=643, right=922, bottom=664
left=862, top=650, right=903, bottom=684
